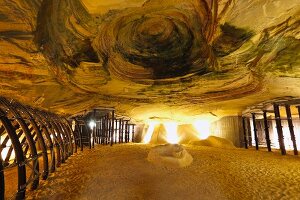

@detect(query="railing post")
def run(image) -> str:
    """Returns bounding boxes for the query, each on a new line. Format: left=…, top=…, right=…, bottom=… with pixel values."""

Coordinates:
left=273, top=104, right=286, bottom=155
left=101, top=117, right=104, bottom=145
left=285, top=105, right=298, bottom=155
left=99, top=118, right=102, bottom=145
left=0, top=126, right=4, bottom=200
left=246, top=118, right=252, bottom=147
left=102, top=117, right=105, bottom=145
left=50, top=119, right=66, bottom=162
left=98, top=120, right=101, bottom=144
left=0, top=156, right=4, bottom=200
left=242, top=117, right=248, bottom=149
left=251, top=113, right=259, bottom=150
left=56, top=120, right=72, bottom=156
left=106, top=114, right=109, bottom=145
left=263, top=111, right=272, bottom=152
left=92, top=124, right=95, bottom=148
left=110, top=110, right=115, bottom=146
left=14, top=102, right=50, bottom=179
left=0, top=108, right=26, bottom=199
left=0, top=99, right=40, bottom=189
left=62, top=118, right=76, bottom=154
left=131, top=124, right=135, bottom=142
left=95, top=121, right=99, bottom=144
left=79, top=122, right=84, bottom=151
left=124, top=120, right=129, bottom=143
left=119, top=119, right=123, bottom=143
left=83, top=121, right=91, bottom=149
left=40, top=125, right=56, bottom=172
left=115, top=119, right=118, bottom=143
left=91, top=110, right=96, bottom=148
left=101, top=117, right=105, bottom=145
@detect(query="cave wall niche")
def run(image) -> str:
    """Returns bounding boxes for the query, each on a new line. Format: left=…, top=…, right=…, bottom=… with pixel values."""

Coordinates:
left=136, top=116, right=243, bottom=147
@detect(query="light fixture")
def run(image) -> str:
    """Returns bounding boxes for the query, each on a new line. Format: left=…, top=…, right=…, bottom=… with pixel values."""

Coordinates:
left=89, top=120, right=96, bottom=129
left=142, top=121, right=157, bottom=143
left=193, top=120, right=211, bottom=139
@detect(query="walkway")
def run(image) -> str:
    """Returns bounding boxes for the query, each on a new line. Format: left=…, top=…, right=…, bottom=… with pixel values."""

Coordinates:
left=26, top=144, right=300, bottom=200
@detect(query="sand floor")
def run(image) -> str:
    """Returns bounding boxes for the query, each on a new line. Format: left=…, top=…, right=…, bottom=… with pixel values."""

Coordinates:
left=25, top=144, right=300, bottom=200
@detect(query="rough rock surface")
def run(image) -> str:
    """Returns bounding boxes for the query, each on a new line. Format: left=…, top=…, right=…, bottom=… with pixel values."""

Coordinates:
left=147, top=144, right=193, bottom=168
left=0, top=0, right=299, bottom=121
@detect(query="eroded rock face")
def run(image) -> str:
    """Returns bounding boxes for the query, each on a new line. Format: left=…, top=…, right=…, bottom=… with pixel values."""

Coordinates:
left=147, top=144, right=193, bottom=168
left=0, top=0, right=299, bottom=121
left=93, top=0, right=216, bottom=81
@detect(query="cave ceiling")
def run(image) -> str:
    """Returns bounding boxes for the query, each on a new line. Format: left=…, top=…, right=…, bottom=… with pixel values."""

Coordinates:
left=0, top=0, right=299, bottom=122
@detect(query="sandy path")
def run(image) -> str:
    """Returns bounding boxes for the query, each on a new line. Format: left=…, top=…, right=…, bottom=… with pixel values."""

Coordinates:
left=26, top=144, right=300, bottom=200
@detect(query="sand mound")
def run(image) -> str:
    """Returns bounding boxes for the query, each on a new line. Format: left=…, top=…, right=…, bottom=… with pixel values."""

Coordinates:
left=189, top=136, right=236, bottom=149
left=147, top=144, right=193, bottom=168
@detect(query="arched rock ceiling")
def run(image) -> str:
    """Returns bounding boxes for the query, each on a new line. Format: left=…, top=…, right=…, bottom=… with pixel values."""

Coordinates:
left=0, top=0, right=299, bottom=122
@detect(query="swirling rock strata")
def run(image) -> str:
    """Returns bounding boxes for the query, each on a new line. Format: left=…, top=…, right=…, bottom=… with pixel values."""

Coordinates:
left=93, top=0, right=217, bottom=81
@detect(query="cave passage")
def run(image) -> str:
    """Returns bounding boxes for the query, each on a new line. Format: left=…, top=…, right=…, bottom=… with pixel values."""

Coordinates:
left=1, top=97, right=300, bottom=200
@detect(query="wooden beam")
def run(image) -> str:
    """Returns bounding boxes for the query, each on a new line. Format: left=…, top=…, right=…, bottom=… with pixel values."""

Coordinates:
left=102, top=116, right=106, bottom=145
left=298, top=106, right=300, bottom=121
left=119, top=119, right=123, bottom=143
left=41, top=125, right=56, bottom=172
left=106, top=114, right=109, bottom=145
left=0, top=109, right=26, bottom=199
left=110, top=110, right=115, bottom=146
left=114, top=119, right=118, bottom=143
left=285, top=105, right=298, bottom=155
left=95, top=121, right=99, bottom=144
left=251, top=113, right=259, bottom=150
left=242, top=117, right=248, bottom=149
left=50, top=119, right=67, bottom=161
left=131, top=124, right=135, bottom=143
left=263, top=111, right=272, bottom=152
left=124, top=120, right=129, bottom=143
left=63, top=118, right=76, bottom=154
left=79, top=122, right=84, bottom=151
left=246, top=118, right=252, bottom=147
left=0, top=153, right=4, bottom=200
left=273, top=104, right=286, bottom=155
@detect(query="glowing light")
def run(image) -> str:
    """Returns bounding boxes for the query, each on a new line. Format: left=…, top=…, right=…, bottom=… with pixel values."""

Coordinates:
left=6, top=139, right=12, bottom=147
left=164, top=122, right=179, bottom=144
left=72, top=120, right=76, bottom=131
left=252, top=119, right=300, bottom=151
left=142, top=122, right=157, bottom=143
left=193, top=120, right=211, bottom=139
left=1, top=147, right=15, bottom=161
left=89, top=120, right=96, bottom=129
left=281, top=126, right=300, bottom=151
left=129, top=125, right=133, bottom=142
